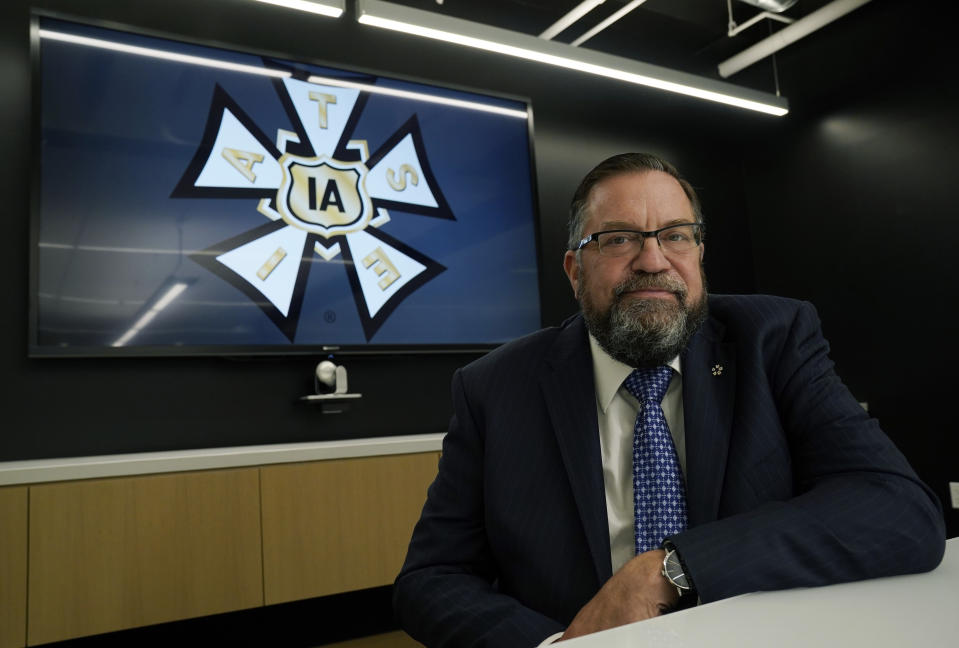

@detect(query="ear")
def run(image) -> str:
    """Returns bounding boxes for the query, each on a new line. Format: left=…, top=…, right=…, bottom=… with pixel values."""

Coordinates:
left=563, top=250, right=580, bottom=299
left=699, top=242, right=705, bottom=263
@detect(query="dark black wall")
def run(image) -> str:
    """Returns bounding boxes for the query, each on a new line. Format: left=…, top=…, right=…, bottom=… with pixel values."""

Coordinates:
left=740, top=0, right=959, bottom=537
left=0, top=0, right=765, bottom=461
left=743, top=82, right=959, bottom=537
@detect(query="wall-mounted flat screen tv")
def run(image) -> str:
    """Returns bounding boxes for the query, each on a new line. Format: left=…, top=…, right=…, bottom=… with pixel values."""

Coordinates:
left=30, top=16, right=542, bottom=356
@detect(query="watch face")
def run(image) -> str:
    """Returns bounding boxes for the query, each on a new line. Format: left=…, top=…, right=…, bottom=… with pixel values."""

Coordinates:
left=665, top=551, right=690, bottom=590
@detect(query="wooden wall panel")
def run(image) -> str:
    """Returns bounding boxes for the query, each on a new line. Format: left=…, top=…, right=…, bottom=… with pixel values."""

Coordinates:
left=0, top=486, right=27, bottom=648
left=27, top=469, right=263, bottom=645
left=261, top=452, right=439, bottom=604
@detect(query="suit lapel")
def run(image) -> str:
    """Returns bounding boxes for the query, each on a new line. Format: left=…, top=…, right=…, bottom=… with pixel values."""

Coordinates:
left=540, top=316, right=612, bottom=584
left=681, top=314, right=736, bottom=526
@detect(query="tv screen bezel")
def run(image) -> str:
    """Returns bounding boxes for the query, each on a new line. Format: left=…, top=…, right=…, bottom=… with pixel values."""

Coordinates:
left=27, top=10, right=545, bottom=359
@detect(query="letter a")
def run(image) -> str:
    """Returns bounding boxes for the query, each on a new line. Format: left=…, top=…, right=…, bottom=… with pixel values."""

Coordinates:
left=222, top=148, right=265, bottom=183
left=319, top=179, right=345, bottom=212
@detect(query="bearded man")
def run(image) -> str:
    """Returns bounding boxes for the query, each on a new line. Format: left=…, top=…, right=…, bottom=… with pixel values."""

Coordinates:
left=394, top=153, right=945, bottom=648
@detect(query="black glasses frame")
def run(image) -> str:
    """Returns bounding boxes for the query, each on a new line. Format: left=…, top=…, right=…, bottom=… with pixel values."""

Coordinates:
left=573, top=222, right=705, bottom=254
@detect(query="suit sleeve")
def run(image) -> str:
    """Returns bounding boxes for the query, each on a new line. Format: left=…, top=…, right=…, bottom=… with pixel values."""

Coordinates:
left=670, top=300, right=946, bottom=603
left=393, top=369, right=564, bottom=648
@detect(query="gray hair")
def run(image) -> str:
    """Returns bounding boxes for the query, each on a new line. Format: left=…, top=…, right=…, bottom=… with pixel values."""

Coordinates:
left=567, top=153, right=704, bottom=250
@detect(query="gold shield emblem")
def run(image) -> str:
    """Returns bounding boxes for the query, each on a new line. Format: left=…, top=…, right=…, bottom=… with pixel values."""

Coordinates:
left=276, top=154, right=373, bottom=238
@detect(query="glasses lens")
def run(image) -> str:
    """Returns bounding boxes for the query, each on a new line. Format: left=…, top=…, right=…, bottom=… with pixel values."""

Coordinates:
left=658, top=224, right=700, bottom=253
left=596, top=231, right=641, bottom=256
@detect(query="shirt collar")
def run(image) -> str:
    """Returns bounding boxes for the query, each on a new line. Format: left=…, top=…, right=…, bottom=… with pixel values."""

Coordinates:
left=588, top=334, right=682, bottom=414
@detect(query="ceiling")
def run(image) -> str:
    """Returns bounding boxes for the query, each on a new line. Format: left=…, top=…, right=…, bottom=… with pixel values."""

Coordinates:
left=369, top=0, right=923, bottom=113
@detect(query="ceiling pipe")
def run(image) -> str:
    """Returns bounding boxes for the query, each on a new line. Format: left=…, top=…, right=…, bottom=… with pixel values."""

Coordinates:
left=728, top=11, right=794, bottom=38
left=719, top=0, right=873, bottom=78
left=570, top=0, right=649, bottom=47
left=539, top=0, right=605, bottom=40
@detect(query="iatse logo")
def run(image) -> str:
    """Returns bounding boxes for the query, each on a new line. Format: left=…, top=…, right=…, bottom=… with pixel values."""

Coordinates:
left=172, top=74, right=452, bottom=342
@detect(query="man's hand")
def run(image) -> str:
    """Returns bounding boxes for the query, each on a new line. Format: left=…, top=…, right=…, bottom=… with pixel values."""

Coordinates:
left=559, top=549, right=679, bottom=641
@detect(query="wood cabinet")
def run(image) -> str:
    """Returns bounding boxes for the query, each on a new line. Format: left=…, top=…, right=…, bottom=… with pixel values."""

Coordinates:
left=28, top=469, right=263, bottom=646
left=7, top=450, right=439, bottom=646
left=0, top=487, right=27, bottom=648
left=261, top=453, right=439, bottom=603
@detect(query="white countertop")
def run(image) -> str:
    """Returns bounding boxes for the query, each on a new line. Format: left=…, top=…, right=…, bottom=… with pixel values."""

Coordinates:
left=566, top=537, right=959, bottom=647
left=0, top=433, right=445, bottom=485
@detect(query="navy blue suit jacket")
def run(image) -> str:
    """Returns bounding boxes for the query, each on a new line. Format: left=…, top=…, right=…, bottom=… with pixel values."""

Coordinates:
left=394, top=295, right=945, bottom=647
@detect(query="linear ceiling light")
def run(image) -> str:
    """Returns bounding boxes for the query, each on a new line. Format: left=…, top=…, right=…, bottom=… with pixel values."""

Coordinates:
left=39, top=29, right=292, bottom=79
left=539, top=0, right=605, bottom=40
left=112, top=282, right=190, bottom=348
left=251, top=0, right=345, bottom=18
left=356, top=0, right=788, bottom=116
left=307, top=74, right=528, bottom=118
left=571, top=0, right=649, bottom=47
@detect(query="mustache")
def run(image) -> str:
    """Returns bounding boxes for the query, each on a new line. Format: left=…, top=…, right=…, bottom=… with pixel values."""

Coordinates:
left=613, top=272, right=688, bottom=301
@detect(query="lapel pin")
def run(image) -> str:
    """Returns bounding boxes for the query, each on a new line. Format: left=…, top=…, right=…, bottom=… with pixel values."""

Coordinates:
left=711, top=364, right=724, bottom=376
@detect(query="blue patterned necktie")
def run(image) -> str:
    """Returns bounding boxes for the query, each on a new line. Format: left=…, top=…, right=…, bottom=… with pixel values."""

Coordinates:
left=623, top=366, right=688, bottom=554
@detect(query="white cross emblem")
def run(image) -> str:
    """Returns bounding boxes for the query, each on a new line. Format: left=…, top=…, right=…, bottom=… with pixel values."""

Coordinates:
left=172, top=74, right=452, bottom=341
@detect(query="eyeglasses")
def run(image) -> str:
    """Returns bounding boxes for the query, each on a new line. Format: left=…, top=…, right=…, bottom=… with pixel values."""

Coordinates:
left=574, top=223, right=704, bottom=257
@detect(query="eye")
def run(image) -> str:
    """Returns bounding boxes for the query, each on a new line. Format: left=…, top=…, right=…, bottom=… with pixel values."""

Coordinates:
left=601, top=231, right=638, bottom=247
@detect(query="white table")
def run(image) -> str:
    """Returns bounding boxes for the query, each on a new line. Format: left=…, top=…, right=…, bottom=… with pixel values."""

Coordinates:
left=567, top=537, right=959, bottom=647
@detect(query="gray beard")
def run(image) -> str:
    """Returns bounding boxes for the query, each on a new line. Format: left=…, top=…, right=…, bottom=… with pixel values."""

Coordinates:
left=581, top=272, right=708, bottom=369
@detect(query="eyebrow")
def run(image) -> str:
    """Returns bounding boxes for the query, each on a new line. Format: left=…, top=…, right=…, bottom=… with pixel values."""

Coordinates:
left=597, top=219, right=694, bottom=230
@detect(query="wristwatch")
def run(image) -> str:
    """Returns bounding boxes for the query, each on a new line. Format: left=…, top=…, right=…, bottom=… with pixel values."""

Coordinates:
left=661, top=541, right=695, bottom=599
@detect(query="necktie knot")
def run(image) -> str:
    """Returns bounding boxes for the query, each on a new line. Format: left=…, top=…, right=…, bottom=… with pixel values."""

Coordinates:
left=624, top=366, right=673, bottom=405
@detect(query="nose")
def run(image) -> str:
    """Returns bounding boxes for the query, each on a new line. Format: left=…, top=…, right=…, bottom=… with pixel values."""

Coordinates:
left=628, top=236, right=672, bottom=274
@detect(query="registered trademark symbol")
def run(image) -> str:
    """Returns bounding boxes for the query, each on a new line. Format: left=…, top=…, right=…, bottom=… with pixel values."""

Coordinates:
left=324, top=310, right=336, bottom=323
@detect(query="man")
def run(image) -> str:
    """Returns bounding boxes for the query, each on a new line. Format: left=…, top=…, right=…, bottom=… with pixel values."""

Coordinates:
left=393, top=153, right=946, bottom=647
